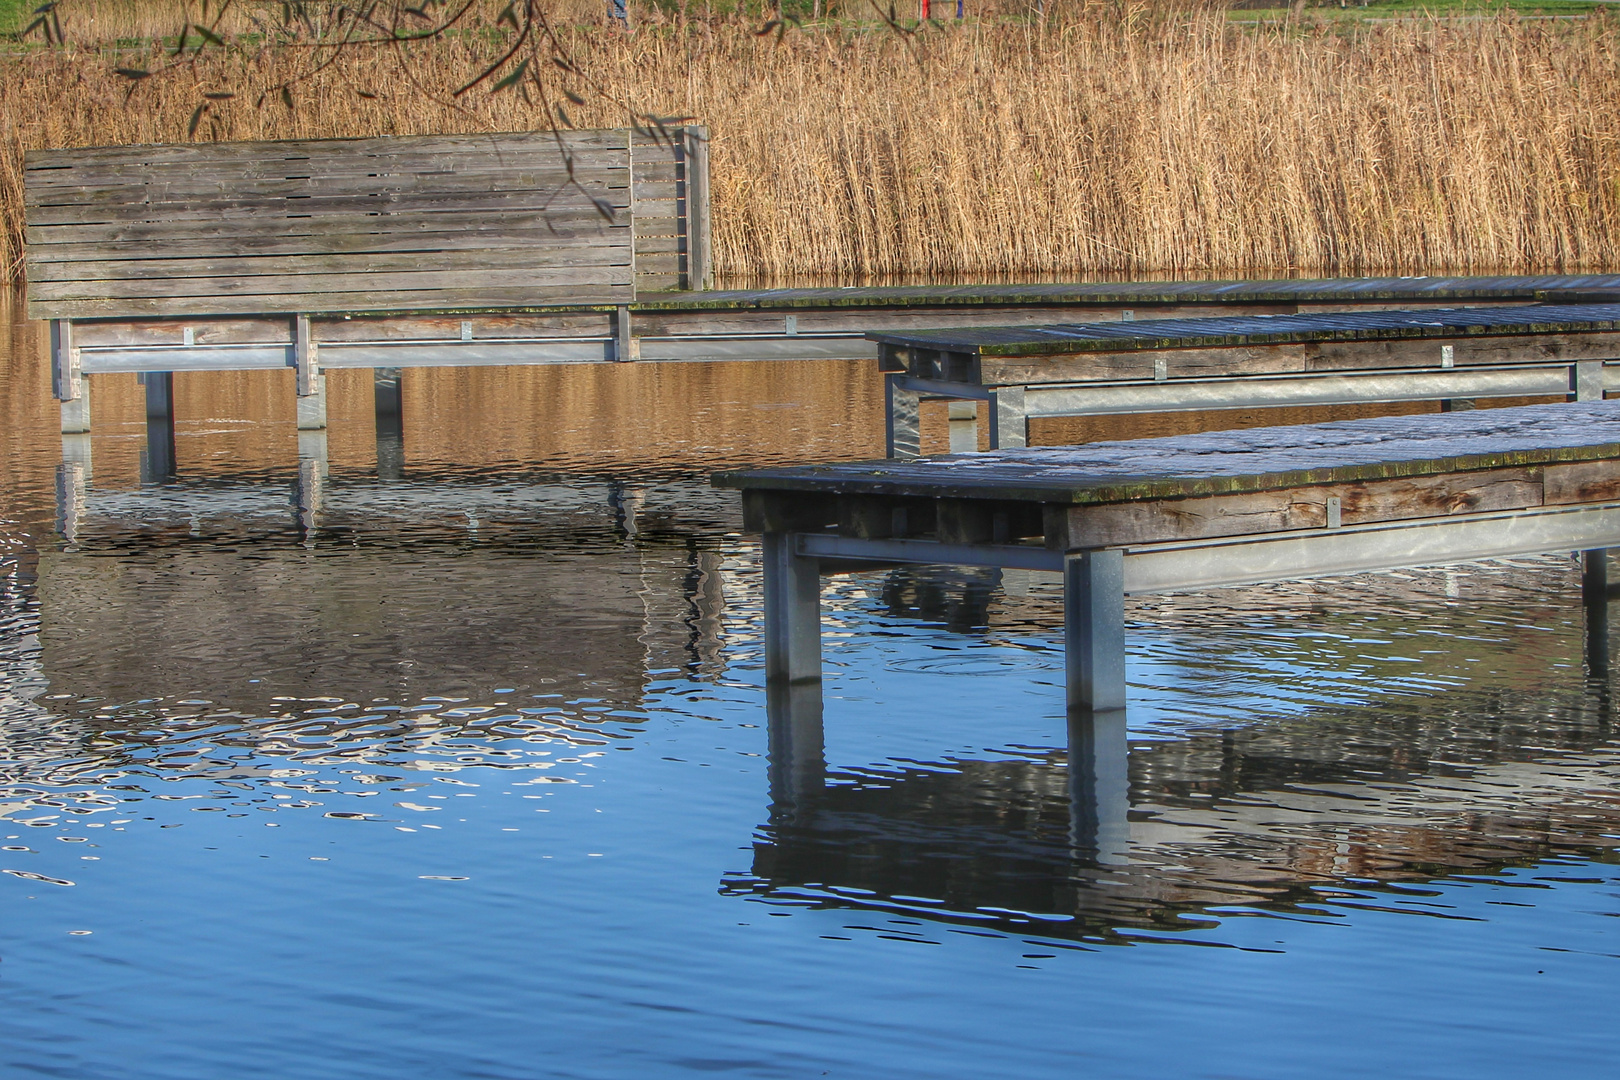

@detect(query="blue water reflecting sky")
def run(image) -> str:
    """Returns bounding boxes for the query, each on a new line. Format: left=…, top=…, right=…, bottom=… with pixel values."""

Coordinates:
left=0, top=321, right=1616, bottom=1078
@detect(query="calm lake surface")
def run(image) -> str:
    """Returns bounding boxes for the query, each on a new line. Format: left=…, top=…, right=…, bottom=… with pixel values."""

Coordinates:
left=0, top=290, right=1616, bottom=1078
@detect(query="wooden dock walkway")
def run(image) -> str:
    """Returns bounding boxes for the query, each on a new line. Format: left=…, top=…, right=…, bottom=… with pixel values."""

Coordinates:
left=871, top=303, right=1620, bottom=456
left=716, top=400, right=1620, bottom=712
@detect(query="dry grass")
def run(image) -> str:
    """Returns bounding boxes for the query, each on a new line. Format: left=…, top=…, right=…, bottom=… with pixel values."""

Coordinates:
left=3, top=4, right=1618, bottom=282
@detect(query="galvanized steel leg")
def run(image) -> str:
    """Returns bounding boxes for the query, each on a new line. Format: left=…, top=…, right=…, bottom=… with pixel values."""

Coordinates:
left=1068, top=707, right=1130, bottom=865
left=1571, top=361, right=1604, bottom=403
left=988, top=385, right=1027, bottom=449
left=1584, top=548, right=1610, bottom=677
left=763, top=531, right=822, bottom=683
left=1065, top=549, right=1126, bottom=712
left=295, top=314, right=326, bottom=430
left=885, top=374, right=921, bottom=460
left=52, top=320, right=91, bottom=435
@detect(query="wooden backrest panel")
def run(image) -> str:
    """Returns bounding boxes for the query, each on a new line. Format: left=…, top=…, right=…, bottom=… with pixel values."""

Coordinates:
left=25, top=130, right=648, bottom=319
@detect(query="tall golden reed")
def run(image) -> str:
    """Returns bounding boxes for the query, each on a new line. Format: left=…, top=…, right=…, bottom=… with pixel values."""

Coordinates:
left=2, top=6, right=1617, bottom=282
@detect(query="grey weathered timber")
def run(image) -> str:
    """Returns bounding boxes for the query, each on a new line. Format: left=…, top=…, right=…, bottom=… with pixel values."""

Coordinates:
left=717, top=401, right=1620, bottom=710
left=40, top=275, right=1620, bottom=452
left=24, top=130, right=658, bottom=320
left=871, top=303, right=1620, bottom=455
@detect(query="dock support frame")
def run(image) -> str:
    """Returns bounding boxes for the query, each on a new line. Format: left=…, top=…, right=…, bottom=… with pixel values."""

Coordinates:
left=890, top=361, right=1620, bottom=453
left=295, top=314, right=327, bottom=430
left=52, top=320, right=91, bottom=435
left=760, top=500, right=1620, bottom=713
left=762, top=532, right=823, bottom=683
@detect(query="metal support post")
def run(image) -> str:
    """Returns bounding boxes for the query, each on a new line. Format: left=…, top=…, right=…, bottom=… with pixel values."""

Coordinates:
left=140, top=371, right=176, bottom=482
left=947, top=401, right=978, bottom=453
left=374, top=367, right=404, bottom=481
left=885, top=374, right=921, bottom=459
left=1571, top=361, right=1605, bottom=403
left=1067, top=708, right=1130, bottom=865
left=52, top=320, right=91, bottom=434
left=1064, top=549, right=1126, bottom=712
left=988, top=385, right=1028, bottom=449
left=1583, top=548, right=1609, bottom=677
left=295, top=314, right=327, bottom=430
left=763, top=532, right=823, bottom=683
left=615, top=306, right=638, bottom=362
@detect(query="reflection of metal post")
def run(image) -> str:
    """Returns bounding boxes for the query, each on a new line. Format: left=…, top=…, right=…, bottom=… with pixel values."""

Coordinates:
left=608, top=481, right=645, bottom=540
left=1584, top=548, right=1609, bottom=678
left=885, top=374, right=920, bottom=459
left=763, top=532, right=822, bottom=684
left=1068, top=708, right=1129, bottom=865
left=1065, top=549, right=1126, bottom=712
left=766, top=680, right=825, bottom=826
left=295, top=431, right=328, bottom=534
left=374, top=367, right=404, bottom=481
left=140, top=371, right=176, bottom=483
left=55, top=435, right=91, bottom=544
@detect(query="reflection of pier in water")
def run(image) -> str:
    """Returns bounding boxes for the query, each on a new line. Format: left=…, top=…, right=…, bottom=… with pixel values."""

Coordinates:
left=730, top=562, right=1620, bottom=942
left=8, top=476, right=740, bottom=790
left=738, top=680, right=1620, bottom=941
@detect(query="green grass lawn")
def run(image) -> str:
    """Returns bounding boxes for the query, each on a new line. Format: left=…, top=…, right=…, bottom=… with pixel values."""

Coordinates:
left=0, top=0, right=32, bottom=36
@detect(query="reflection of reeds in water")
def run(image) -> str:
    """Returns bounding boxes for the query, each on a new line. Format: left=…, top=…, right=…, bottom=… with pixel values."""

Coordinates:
left=2, top=6, right=1617, bottom=279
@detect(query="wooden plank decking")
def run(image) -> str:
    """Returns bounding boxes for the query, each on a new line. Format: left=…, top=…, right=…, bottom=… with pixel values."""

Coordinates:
left=718, top=401, right=1620, bottom=711
left=871, top=303, right=1620, bottom=455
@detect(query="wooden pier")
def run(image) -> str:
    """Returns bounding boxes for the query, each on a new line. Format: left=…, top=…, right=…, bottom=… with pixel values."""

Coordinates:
left=871, top=304, right=1620, bottom=457
left=716, top=401, right=1620, bottom=713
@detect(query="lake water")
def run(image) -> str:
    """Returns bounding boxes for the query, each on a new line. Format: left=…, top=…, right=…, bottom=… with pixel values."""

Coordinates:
left=1, top=292, right=1616, bottom=1078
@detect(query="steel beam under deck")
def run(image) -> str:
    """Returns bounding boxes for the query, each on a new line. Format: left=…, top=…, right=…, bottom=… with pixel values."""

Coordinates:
left=887, top=363, right=1617, bottom=455
left=764, top=501, right=1620, bottom=711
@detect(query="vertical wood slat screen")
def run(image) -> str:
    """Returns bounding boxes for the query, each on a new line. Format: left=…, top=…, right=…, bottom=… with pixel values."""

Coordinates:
left=25, top=126, right=711, bottom=321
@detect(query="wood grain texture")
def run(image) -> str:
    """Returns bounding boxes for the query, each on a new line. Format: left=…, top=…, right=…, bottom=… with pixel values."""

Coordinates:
left=24, top=129, right=661, bottom=318
left=1060, top=466, right=1556, bottom=547
left=714, top=400, right=1620, bottom=505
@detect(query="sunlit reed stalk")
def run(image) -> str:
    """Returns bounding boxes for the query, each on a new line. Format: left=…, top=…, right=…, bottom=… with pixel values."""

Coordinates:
left=2, top=4, right=1616, bottom=282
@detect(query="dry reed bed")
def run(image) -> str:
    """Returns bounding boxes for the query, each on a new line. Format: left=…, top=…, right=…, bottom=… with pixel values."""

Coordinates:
left=1, top=10, right=1617, bottom=281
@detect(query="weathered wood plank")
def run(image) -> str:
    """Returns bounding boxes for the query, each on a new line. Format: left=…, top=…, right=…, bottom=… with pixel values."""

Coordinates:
left=27, top=225, right=630, bottom=262
left=33, top=264, right=633, bottom=303
left=1058, top=466, right=1558, bottom=547
left=26, top=189, right=631, bottom=227
left=29, top=245, right=634, bottom=284
left=33, top=284, right=634, bottom=319
left=26, top=211, right=628, bottom=248
left=870, top=304, right=1620, bottom=359
left=712, top=401, right=1620, bottom=506
left=24, top=149, right=640, bottom=187
left=22, top=130, right=632, bottom=169
left=24, top=160, right=631, bottom=199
